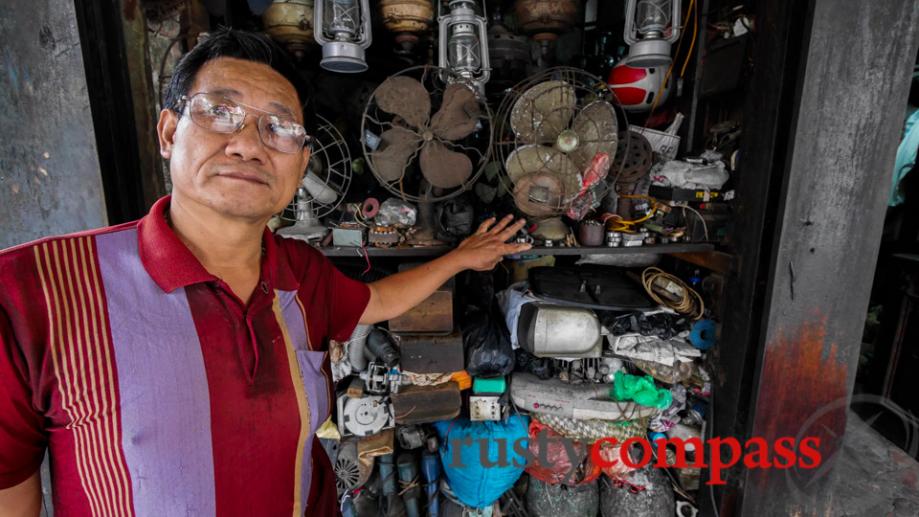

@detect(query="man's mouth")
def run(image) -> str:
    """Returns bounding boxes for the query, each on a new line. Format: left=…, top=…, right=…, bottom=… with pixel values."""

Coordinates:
left=217, top=171, right=270, bottom=186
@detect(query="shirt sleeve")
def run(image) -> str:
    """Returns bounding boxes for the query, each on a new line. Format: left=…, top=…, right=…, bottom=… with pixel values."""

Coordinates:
left=0, top=308, right=46, bottom=488
left=324, top=259, right=371, bottom=343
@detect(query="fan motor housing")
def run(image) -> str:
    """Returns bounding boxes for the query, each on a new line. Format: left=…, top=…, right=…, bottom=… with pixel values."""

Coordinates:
left=517, top=303, right=603, bottom=358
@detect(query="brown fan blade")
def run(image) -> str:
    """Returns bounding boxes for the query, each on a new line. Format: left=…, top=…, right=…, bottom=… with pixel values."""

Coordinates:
left=369, top=127, right=423, bottom=183
left=430, top=83, right=481, bottom=141
left=569, top=100, right=619, bottom=172
left=504, top=144, right=581, bottom=197
left=419, top=141, right=473, bottom=189
left=510, top=80, right=576, bottom=144
left=374, top=76, right=431, bottom=129
left=513, top=173, right=563, bottom=217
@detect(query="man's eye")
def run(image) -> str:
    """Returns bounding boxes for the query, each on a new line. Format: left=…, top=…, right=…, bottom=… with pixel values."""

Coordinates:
left=268, top=118, right=303, bottom=137
left=209, top=105, right=235, bottom=119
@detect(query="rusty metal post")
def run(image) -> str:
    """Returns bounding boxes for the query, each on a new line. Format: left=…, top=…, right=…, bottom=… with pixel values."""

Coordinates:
left=718, top=0, right=919, bottom=515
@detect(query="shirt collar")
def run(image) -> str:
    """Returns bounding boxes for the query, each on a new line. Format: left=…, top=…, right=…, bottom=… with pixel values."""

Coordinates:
left=138, top=195, right=298, bottom=293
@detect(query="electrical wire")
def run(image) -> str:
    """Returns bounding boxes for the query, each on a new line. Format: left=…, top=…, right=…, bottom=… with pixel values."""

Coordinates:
left=606, top=194, right=663, bottom=232
left=358, top=245, right=372, bottom=275
left=681, top=205, right=710, bottom=241
left=650, top=445, right=698, bottom=503
left=641, top=267, right=705, bottom=320
left=649, top=0, right=696, bottom=116
left=679, top=0, right=700, bottom=79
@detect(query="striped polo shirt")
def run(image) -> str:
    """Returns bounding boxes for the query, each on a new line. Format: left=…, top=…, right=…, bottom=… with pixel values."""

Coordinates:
left=0, top=195, right=370, bottom=516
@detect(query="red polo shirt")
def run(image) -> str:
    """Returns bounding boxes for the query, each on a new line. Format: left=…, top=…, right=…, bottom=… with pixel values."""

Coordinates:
left=0, top=195, right=369, bottom=516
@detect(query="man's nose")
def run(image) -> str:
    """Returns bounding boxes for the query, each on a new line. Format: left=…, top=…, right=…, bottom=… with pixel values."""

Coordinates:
left=224, top=115, right=269, bottom=164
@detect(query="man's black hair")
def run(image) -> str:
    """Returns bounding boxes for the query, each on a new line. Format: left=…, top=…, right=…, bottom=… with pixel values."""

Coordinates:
left=162, top=27, right=316, bottom=133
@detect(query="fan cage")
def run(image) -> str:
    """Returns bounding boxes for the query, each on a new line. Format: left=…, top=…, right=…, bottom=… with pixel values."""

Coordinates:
left=280, top=113, right=352, bottom=221
left=361, top=65, right=494, bottom=203
left=494, top=66, right=635, bottom=217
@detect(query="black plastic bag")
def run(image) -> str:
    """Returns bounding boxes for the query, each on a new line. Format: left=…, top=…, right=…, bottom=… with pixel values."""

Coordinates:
left=462, top=303, right=515, bottom=377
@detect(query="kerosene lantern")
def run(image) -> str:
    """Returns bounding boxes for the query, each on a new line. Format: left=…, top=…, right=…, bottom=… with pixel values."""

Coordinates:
left=437, top=0, right=490, bottom=90
left=623, top=0, right=682, bottom=67
left=313, top=0, right=373, bottom=72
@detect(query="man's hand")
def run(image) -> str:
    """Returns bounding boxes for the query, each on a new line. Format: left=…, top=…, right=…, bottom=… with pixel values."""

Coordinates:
left=358, top=214, right=532, bottom=324
left=452, top=215, right=532, bottom=271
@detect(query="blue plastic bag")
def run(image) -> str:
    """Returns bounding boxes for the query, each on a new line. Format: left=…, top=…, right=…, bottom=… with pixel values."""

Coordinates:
left=433, top=415, right=530, bottom=508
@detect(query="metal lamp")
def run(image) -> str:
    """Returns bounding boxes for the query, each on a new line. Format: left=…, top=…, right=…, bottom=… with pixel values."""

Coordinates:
left=623, top=0, right=681, bottom=67
left=437, top=0, right=490, bottom=91
left=313, top=0, right=373, bottom=73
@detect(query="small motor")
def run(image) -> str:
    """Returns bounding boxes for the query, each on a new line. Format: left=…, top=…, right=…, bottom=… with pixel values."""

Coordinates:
left=336, top=393, right=395, bottom=437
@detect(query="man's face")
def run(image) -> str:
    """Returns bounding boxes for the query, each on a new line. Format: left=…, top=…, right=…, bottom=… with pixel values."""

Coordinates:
left=157, top=57, right=311, bottom=222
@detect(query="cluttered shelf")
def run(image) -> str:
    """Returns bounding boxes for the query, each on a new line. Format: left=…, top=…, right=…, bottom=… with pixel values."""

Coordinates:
left=315, top=242, right=715, bottom=258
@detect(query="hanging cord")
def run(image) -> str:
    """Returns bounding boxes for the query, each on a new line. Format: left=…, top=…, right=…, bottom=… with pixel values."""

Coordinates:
left=681, top=205, right=710, bottom=241
left=649, top=0, right=697, bottom=117
left=357, top=245, right=373, bottom=275
left=679, top=0, right=700, bottom=79
left=641, top=267, right=705, bottom=320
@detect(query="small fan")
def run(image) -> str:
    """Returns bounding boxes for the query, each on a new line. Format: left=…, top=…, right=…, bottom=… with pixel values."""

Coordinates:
left=333, top=438, right=372, bottom=493
left=361, top=66, right=492, bottom=244
left=277, top=114, right=352, bottom=241
left=495, top=67, right=631, bottom=219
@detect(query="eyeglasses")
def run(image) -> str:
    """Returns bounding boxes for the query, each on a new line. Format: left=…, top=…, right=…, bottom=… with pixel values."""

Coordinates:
left=178, top=92, right=312, bottom=154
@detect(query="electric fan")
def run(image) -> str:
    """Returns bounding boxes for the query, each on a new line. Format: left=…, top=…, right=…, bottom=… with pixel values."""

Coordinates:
left=361, top=65, right=493, bottom=244
left=277, top=114, right=352, bottom=241
left=494, top=67, right=631, bottom=220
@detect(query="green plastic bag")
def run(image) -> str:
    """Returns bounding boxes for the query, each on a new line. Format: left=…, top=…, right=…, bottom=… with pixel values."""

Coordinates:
left=611, top=372, right=672, bottom=409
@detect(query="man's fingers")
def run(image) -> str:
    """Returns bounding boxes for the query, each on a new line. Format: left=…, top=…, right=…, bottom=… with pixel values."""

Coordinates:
left=475, top=217, right=496, bottom=234
left=497, top=218, right=528, bottom=242
left=498, top=242, right=532, bottom=255
left=488, top=214, right=515, bottom=235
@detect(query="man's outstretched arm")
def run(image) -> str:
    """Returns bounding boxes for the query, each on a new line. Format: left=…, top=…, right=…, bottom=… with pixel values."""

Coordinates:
left=0, top=471, right=42, bottom=517
left=358, top=215, right=531, bottom=325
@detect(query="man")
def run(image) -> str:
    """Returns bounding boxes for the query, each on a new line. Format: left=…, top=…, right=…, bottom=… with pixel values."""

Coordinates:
left=0, top=29, right=530, bottom=516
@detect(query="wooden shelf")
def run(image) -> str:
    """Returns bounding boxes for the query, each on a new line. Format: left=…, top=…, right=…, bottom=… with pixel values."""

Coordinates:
left=317, top=242, right=715, bottom=258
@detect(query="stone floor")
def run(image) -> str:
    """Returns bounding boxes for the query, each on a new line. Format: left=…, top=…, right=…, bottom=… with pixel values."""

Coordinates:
left=827, top=413, right=919, bottom=516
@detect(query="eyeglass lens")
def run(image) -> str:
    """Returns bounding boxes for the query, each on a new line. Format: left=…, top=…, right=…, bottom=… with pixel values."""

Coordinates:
left=186, top=93, right=309, bottom=153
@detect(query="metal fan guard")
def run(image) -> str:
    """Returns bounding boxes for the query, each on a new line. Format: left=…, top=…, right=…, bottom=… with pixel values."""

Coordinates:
left=281, top=114, right=352, bottom=221
left=361, top=65, right=494, bottom=203
left=334, top=457, right=361, bottom=492
left=494, top=66, right=633, bottom=216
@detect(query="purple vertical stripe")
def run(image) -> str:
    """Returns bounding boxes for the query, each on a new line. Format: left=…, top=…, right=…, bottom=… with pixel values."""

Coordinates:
left=96, top=229, right=216, bottom=516
left=277, top=289, right=326, bottom=510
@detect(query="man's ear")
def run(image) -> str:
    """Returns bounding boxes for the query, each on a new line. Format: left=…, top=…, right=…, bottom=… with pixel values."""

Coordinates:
left=156, top=109, right=179, bottom=160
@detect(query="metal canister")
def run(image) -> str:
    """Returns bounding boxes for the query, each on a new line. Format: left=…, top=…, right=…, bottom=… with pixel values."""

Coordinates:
left=578, top=220, right=605, bottom=247
left=262, top=0, right=315, bottom=57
